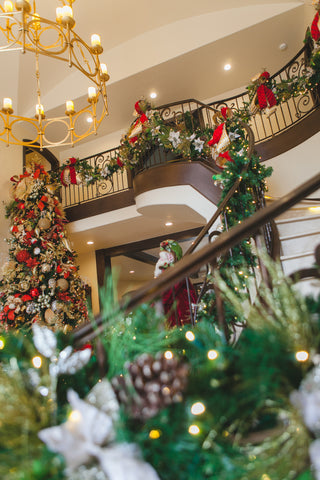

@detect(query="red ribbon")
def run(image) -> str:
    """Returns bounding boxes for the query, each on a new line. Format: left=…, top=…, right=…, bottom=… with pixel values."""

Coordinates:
left=60, top=157, right=77, bottom=186
left=256, top=84, right=277, bottom=110
left=311, top=12, right=320, bottom=41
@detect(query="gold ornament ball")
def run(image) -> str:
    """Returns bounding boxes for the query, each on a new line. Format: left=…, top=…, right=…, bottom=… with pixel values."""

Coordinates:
left=19, top=280, right=30, bottom=292
left=44, top=308, right=56, bottom=325
left=15, top=315, right=25, bottom=323
left=38, top=217, right=51, bottom=230
left=41, top=263, right=51, bottom=273
left=57, top=278, right=69, bottom=292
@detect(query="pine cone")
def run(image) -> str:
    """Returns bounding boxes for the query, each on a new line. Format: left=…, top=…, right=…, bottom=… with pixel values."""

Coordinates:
left=111, top=352, right=189, bottom=420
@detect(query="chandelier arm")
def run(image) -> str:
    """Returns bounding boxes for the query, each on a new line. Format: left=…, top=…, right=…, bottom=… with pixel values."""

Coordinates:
left=0, top=1, right=109, bottom=149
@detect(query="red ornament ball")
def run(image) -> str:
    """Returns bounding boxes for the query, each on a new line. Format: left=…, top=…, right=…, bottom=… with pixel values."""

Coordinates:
left=16, top=249, right=31, bottom=263
left=30, top=288, right=40, bottom=298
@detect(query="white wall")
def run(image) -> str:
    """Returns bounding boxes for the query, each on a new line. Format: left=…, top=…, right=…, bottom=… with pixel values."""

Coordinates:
left=265, top=131, right=320, bottom=199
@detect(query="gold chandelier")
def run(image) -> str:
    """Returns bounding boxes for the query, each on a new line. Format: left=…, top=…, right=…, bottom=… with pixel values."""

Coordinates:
left=0, top=0, right=109, bottom=149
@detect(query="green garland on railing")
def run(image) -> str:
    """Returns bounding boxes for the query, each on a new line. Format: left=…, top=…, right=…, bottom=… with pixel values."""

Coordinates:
left=0, top=257, right=319, bottom=480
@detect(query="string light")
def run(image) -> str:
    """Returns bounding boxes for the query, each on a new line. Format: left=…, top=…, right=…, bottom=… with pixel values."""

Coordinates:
left=32, top=355, right=42, bottom=368
left=164, top=350, right=173, bottom=360
left=191, top=402, right=206, bottom=415
left=185, top=331, right=195, bottom=341
left=295, top=350, right=309, bottom=362
left=0, top=337, right=5, bottom=349
left=149, top=429, right=161, bottom=439
left=207, top=349, right=219, bottom=360
left=68, top=410, right=82, bottom=423
left=188, top=424, right=200, bottom=435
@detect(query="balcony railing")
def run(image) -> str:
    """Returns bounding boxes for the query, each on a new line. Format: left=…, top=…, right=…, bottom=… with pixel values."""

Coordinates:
left=62, top=43, right=319, bottom=209
left=209, top=43, right=319, bottom=143
left=61, top=147, right=127, bottom=208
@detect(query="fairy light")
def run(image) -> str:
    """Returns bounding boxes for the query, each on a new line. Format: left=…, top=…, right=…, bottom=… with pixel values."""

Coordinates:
left=149, top=429, right=161, bottom=439
left=207, top=349, right=219, bottom=360
left=164, top=350, right=173, bottom=360
left=188, top=424, right=200, bottom=435
left=69, top=409, right=82, bottom=423
left=191, top=402, right=206, bottom=415
left=295, top=350, right=309, bottom=362
left=261, top=475, right=271, bottom=480
left=185, top=331, right=195, bottom=341
left=0, top=337, right=5, bottom=349
left=32, top=356, right=42, bottom=368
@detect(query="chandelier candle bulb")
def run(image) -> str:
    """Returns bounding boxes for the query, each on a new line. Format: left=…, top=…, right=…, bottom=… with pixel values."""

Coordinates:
left=91, top=34, right=103, bottom=54
left=3, top=98, right=12, bottom=110
left=4, top=1, right=13, bottom=12
left=66, top=100, right=75, bottom=114
left=62, top=5, right=73, bottom=18
left=61, top=5, right=74, bottom=27
left=35, top=104, right=44, bottom=117
left=100, top=63, right=110, bottom=81
left=91, top=34, right=101, bottom=48
left=88, top=86, right=97, bottom=101
left=55, top=7, right=63, bottom=22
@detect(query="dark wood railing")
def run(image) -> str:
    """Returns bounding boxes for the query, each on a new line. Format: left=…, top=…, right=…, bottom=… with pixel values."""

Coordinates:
left=209, top=42, right=319, bottom=143
left=73, top=172, right=320, bottom=346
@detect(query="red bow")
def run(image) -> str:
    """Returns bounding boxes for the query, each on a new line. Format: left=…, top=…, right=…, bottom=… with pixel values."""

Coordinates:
left=311, top=12, right=320, bottom=41
left=60, top=157, right=77, bottom=187
left=34, top=164, right=47, bottom=179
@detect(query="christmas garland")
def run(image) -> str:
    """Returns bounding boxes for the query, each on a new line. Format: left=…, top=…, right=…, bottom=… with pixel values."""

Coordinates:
left=0, top=256, right=319, bottom=480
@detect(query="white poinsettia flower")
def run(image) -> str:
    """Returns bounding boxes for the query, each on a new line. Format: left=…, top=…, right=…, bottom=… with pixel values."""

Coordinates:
left=229, top=132, right=241, bottom=141
left=309, top=440, right=320, bottom=480
left=168, top=130, right=181, bottom=148
left=39, top=388, right=160, bottom=480
left=193, top=137, right=204, bottom=152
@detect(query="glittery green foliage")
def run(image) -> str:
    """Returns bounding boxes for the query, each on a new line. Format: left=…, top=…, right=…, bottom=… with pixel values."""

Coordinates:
left=110, top=316, right=311, bottom=480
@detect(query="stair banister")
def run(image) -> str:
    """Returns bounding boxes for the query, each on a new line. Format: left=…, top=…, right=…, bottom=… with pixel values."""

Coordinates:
left=73, top=172, right=320, bottom=346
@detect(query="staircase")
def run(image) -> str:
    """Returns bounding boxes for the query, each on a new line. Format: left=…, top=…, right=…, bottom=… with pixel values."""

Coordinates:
left=276, top=208, right=320, bottom=296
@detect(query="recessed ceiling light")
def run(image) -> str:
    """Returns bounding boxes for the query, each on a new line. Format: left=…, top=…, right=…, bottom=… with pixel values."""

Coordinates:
left=224, top=64, right=231, bottom=71
left=150, top=92, right=157, bottom=99
left=279, top=42, right=288, bottom=51
left=129, top=270, right=135, bottom=274
left=87, top=241, right=94, bottom=245
left=86, top=116, right=93, bottom=123
left=165, top=221, right=173, bottom=226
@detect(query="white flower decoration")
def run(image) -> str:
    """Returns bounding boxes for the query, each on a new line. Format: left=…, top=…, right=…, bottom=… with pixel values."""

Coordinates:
left=193, top=137, right=204, bottom=152
left=168, top=130, right=181, bottom=148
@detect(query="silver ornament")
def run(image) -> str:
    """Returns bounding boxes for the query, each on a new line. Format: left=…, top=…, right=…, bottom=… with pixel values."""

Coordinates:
left=34, top=247, right=41, bottom=255
left=41, top=263, right=51, bottom=273
left=26, top=302, right=37, bottom=314
left=52, top=300, right=63, bottom=313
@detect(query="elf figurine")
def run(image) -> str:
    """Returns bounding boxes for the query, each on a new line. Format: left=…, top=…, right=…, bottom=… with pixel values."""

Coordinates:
left=207, top=107, right=234, bottom=169
left=128, top=99, right=150, bottom=144
left=154, top=239, right=197, bottom=328
left=249, top=71, right=277, bottom=118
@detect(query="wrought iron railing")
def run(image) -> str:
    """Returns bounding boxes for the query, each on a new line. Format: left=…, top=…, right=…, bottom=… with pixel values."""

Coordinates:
left=209, top=43, right=319, bottom=143
left=62, top=43, right=319, bottom=209
left=132, top=99, right=219, bottom=175
left=61, top=147, right=128, bottom=208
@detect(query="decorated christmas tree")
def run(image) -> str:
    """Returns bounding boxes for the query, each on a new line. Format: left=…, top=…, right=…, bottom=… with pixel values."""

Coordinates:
left=0, top=162, right=88, bottom=332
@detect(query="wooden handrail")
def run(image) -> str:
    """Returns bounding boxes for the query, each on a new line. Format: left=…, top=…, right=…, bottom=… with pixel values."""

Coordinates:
left=73, top=172, right=320, bottom=346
